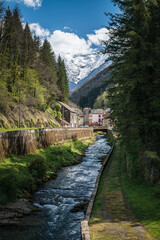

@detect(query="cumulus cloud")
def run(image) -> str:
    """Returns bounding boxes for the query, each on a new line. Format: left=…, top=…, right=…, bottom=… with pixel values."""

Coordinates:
left=48, top=30, right=92, bottom=56
left=47, top=29, right=109, bottom=82
left=29, top=23, right=50, bottom=37
left=63, top=26, right=72, bottom=31
left=7, top=0, right=43, bottom=8
left=28, top=23, right=109, bottom=82
left=87, top=28, right=109, bottom=46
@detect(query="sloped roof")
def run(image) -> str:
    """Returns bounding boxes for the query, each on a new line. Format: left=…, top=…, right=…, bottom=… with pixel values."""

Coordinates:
left=91, top=109, right=104, bottom=114
left=60, top=119, right=70, bottom=125
left=104, top=108, right=111, bottom=113
left=58, top=101, right=78, bottom=114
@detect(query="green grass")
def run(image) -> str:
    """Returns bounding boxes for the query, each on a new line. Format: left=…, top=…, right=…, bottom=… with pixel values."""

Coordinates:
left=0, top=138, right=93, bottom=206
left=90, top=144, right=126, bottom=223
left=89, top=141, right=160, bottom=240
left=121, top=156, right=160, bottom=239
left=0, top=127, right=39, bottom=132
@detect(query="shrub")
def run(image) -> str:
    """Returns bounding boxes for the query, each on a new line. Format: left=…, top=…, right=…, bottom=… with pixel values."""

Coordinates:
left=28, top=156, right=46, bottom=180
left=20, top=175, right=36, bottom=193
left=154, top=181, right=160, bottom=197
left=0, top=168, right=19, bottom=204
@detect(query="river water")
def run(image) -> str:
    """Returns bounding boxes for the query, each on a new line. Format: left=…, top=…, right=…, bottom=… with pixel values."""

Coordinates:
left=0, top=135, right=110, bottom=240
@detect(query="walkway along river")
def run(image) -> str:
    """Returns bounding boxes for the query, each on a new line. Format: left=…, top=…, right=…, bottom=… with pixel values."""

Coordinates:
left=0, top=134, right=111, bottom=240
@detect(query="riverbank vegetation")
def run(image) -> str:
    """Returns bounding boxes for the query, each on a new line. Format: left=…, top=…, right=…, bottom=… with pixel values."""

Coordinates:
left=0, top=138, right=93, bottom=206
left=102, top=0, right=160, bottom=192
left=92, top=1, right=160, bottom=237
left=0, top=2, right=69, bottom=130
left=89, top=141, right=160, bottom=239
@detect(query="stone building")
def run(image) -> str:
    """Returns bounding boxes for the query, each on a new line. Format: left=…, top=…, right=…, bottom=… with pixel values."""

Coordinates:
left=103, top=108, right=113, bottom=129
left=83, top=108, right=91, bottom=125
left=58, top=102, right=82, bottom=128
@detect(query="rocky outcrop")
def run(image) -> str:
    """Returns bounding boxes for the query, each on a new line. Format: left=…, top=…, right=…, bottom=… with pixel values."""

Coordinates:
left=0, top=199, right=33, bottom=226
left=0, top=128, right=93, bottom=158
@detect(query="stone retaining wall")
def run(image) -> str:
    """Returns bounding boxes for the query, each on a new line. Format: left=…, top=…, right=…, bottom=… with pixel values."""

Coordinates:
left=81, top=145, right=114, bottom=240
left=0, top=128, right=93, bottom=158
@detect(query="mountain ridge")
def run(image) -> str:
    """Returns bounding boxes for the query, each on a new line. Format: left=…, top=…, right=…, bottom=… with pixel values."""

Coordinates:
left=69, top=65, right=111, bottom=108
left=69, top=61, right=110, bottom=92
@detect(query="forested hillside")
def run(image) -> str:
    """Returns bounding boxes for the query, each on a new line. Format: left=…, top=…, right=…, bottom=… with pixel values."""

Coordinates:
left=104, top=0, right=160, bottom=185
left=70, top=66, right=111, bottom=108
left=0, top=3, right=69, bottom=129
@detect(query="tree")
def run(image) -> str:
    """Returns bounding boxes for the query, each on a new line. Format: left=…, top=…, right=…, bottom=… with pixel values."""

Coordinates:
left=39, top=39, right=58, bottom=108
left=57, top=55, right=69, bottom=103
left=11, top=7, right=24, bottom=64
left=104, top=0, right=160, bottom=177
left=23, top=23, right=35, bottom=67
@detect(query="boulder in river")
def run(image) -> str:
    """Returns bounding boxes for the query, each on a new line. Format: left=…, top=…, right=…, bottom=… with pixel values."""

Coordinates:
left=70, top=200, right=89, bottom=213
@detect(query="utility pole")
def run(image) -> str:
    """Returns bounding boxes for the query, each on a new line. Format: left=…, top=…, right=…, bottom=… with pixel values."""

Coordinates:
left=19, top=88, right=21, bottom=128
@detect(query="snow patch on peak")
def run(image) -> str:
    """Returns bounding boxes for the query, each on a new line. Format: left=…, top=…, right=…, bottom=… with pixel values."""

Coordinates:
left=64, top=51, right=107, bottom=85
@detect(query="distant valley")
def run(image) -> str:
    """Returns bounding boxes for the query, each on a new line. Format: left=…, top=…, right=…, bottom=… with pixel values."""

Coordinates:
left=69, top=65, right=111, bottom=108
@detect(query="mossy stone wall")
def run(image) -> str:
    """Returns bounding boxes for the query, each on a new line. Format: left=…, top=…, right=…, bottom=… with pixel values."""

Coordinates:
left=0, top=128, right=93, bottom=158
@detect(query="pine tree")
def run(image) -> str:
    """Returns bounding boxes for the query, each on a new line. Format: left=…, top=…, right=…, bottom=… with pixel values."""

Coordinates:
left=1, top=7, right=12, bottom=68
left=23, top=23, right=34, bottom=67
left=39, top=39, right=58, bottom=108
left=57, top=55, right=69, bottom=103
left=104, top=0, right=160, bottom=177
left=11, top=7, right=24, bottom=64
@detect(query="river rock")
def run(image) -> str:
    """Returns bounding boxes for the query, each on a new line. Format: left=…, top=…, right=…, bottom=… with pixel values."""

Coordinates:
left=70, top=200, right=89, bottom=213
left=0, top=198, right=33, bottom=226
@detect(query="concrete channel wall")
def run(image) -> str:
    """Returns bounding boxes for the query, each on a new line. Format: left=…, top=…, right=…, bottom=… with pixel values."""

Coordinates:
left=0, top=128, right=93, bottom=158
left=81, top=145, right=115, bottom=240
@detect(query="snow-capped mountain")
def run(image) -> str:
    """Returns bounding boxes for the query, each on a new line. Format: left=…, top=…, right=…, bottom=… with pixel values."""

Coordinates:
left=70, top=60, right=110, bottom=92
left=63, top=51, right=108, bottom=90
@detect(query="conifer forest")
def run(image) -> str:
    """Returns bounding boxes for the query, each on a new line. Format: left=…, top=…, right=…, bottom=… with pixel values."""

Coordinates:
left=104, top=0, right=160, bottom=181
left=0, top=3, right=69, bottom=119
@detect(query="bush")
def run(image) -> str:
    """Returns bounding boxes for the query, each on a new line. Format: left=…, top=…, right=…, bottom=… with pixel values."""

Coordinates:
left=20, top=175, right=36, bottom=193
left=154, top=181, right=160, bottom=197
left=28, top=156, right=46, bottom=180
left=0, top=168, right=19, bottom=204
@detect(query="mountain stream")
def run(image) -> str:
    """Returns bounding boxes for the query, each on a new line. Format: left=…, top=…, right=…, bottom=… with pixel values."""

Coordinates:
left=0, top=134, right=111, bottom=240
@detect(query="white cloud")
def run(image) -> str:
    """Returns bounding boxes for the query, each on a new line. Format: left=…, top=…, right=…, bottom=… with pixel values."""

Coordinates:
left=7, top=0, right=43, bottom=8
left=28, top=23, right=109, bottom=83
left=24, top=0, right=42, bottom=7
left=48, top=30, right=92, bottom=56
left=63, top=26, right=72, bottom=31
left=87, top=28, right=109, bottom=46
left=29, top=23, right=50, bottom=37
left=47, top=29, right=108, bottom=83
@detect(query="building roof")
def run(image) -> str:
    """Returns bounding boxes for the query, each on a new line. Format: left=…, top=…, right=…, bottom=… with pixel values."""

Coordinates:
left=104, top=108, right=111, bottom=113
left=60, top=119, right=70, bottom=125
left=91, top=109, right=104, bottom=114
left=58, top=101, right=78, bottom=114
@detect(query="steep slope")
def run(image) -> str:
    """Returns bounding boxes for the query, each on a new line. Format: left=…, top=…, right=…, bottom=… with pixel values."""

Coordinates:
left=69, top=66, right=111, bottom=108
left=69, top=61, right=110, bottom=92
left=65, top=52, right=108, bottom=89
left=0, top=103, right=60, bottom=130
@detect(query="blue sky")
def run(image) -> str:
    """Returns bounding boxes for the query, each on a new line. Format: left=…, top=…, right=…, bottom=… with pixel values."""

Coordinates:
left=6, top=0, right=118, bottom=83
left=6, top=0, right=117, bottom=38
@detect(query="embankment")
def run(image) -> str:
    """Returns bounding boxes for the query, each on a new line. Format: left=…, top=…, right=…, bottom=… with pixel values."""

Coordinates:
left=0, top=137, right=94, bottom=222
left=0, top=128, right=93, bottom=158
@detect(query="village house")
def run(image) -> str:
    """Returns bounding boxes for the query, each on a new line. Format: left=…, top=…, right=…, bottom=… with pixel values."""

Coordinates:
left=83, top=108, right=91, bottom=125
left=88, top=109, right=104, bottom=126
left=57, top=102, right=82, bottom=128
left=103, top=108, right=113, bottom=129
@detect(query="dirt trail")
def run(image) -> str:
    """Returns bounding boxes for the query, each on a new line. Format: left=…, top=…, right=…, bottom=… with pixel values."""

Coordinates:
left=89, top=151, right=154, bottom=240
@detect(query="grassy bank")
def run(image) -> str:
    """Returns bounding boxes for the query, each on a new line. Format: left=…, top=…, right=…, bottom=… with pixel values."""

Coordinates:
left=89, top=142, right=159, bottom=239
left=121, top=151, right=160, bottom=239
left=0, top=127, right=39, bottom=132
left=0, top=138, right=94, bottom=206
